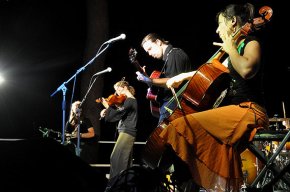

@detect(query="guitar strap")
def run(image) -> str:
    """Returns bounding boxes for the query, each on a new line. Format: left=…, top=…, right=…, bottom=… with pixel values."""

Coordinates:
left=160, top=48, right=175, bottom=75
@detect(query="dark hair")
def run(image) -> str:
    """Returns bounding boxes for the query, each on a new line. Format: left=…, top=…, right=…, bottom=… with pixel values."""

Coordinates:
left=141, top=33, right=169, bottom=47
left=216, top=3, right=255, bottom=26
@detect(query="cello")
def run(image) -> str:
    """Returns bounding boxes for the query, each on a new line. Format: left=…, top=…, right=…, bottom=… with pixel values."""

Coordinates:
left=142, top=6, right=273, bottom=169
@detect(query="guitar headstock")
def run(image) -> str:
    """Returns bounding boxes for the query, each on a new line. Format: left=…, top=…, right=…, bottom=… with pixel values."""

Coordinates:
left=128, top=47, right=148, bottom=76
left=129, top=48, right=137, bottom=63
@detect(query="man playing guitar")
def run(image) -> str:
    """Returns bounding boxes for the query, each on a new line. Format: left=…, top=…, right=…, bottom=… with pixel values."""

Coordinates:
left=136, top=33, right=194, bottom=124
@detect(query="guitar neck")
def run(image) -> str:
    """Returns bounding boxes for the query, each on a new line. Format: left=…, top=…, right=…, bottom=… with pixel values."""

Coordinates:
left=133, top=61, right=148, bottom=76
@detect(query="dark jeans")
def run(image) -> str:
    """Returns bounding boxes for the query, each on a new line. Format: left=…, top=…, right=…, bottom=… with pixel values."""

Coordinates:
left=159, top=100, right=177, bottom=124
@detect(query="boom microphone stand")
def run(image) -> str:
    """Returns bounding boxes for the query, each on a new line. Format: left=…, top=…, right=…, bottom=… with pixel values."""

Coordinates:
left=50, top=38, right=116, bottom=147
left=74, top=73, right=105, bottom=156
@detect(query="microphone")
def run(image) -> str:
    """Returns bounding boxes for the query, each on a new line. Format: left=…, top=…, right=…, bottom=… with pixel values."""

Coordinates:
left=93, top=67, right=112, bottom=76
left=105, top=34, right=126, bottom=44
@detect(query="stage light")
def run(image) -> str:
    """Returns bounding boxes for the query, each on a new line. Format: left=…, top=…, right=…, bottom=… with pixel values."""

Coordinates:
left=0, top=74, right=4, bottom=84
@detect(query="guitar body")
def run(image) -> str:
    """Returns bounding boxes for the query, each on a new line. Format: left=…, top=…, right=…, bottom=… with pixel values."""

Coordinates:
left=146, top=70, right=161, bottom=118
left=129, top=48, right=162, bottom=118
left=148, top=99, right=160, bottom=118
left=142, top=61, right=230, bottom=169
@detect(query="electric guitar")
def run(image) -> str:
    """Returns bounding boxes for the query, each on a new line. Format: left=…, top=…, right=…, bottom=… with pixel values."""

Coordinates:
left=129, top=48, right=160, bottom=118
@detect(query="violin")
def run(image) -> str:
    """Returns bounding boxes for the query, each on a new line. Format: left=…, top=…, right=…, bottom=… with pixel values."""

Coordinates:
left=96, top=94, right=127, bottom=106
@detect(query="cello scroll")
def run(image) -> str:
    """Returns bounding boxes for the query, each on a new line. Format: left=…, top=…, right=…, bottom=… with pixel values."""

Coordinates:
left=211, top=5, right=273, bottom=63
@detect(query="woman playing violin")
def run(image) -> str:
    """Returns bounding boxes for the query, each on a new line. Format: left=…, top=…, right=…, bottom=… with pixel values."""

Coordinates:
left=160, top=3, right=269, bottom=191
left=99, top=80, right=138, bottom=187
left=96, top=93, right=127, bottom=108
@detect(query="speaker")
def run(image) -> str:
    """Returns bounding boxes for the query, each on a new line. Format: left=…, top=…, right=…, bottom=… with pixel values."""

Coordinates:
left=0, top=137, right=107, bottom=191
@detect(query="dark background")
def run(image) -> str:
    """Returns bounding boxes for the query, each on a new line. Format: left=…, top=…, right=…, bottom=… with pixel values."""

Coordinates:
left=0, top=0, right=289, bottom=143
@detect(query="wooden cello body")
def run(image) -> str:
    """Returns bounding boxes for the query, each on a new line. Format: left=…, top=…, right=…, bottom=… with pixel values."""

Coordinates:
left=142, top=60, right=230, bottom=169
left=141, top=6, right=273, bottom=170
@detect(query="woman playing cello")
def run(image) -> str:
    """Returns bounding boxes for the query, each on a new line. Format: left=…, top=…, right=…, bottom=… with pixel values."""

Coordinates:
left=160, top=3, right=270, bottom=191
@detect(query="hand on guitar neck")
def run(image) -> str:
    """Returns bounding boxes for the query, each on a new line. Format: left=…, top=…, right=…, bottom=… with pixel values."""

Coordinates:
left=129, top=48, right=161, bottom=118
left=136, top=71, right=153, bottom=86
left=136, top=71, right=161, bottom=118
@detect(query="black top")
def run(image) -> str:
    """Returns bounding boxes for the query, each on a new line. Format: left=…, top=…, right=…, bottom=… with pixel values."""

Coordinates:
left=66, top=117, right=98, bottom=144
left=159, top=44, right=193, bottom=102
left=224, top=36, right=265, bottom=107
left=104, top=97, right=138, bottom=137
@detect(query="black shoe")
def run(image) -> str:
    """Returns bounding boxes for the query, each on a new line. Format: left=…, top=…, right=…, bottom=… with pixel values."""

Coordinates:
left=104, top=185, right=111, bottom=192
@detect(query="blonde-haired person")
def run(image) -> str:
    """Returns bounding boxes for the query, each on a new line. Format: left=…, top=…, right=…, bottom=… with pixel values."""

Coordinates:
left=66, top=100, right=99, bottom=164
left=100, top=80, right=138, bottom=185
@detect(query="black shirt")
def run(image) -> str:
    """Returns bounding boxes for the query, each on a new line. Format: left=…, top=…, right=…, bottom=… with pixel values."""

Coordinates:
left=159, top=44, right=193, bottom=102
left=66, top=117, right=98, bottom=144
left=224, top=36, right=264, bottom=107
left=104, top=97, right=138, bottom=137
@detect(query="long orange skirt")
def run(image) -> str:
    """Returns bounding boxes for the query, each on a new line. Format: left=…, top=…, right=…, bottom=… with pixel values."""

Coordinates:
left=159, top=102, right=268, bottom=191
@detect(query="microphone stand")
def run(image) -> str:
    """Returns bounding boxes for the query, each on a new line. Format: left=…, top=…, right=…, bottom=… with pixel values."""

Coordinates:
left=50, top=42, right=111, bottom=146
left=75, top=75, right=100, bottom=156
left=74, top=107, right=82, bottom=157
